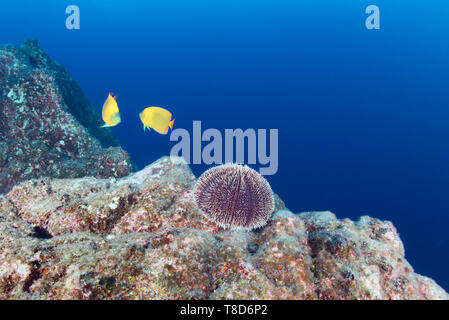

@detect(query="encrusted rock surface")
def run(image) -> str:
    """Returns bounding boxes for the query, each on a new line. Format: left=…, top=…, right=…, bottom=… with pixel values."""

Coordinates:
left=0, top=156, right=447, bottom=300
left=0, top=40, right=133, bottom=193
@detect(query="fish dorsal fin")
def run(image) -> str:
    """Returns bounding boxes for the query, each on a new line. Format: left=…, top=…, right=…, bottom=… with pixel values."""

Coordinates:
left=108, top=92, right=117, bottom=100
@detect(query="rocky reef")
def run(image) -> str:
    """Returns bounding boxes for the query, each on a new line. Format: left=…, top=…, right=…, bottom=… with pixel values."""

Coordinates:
left=0, top=40, right=447, bottom=300
left=0, top=40, right=133, bottom=193
left=0, top=156, right=447, bottom=300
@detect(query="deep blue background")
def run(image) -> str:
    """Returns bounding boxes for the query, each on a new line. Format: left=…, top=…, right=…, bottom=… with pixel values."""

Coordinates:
left=1, top=0, right=448, bottom=291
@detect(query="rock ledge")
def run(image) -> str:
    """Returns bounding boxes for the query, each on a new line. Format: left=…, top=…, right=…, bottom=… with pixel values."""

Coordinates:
left=1, top=157, right=447, bottom=300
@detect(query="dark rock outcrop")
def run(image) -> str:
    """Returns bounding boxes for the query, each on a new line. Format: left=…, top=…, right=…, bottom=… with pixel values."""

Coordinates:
left=0, top=40, right=133, bottom=193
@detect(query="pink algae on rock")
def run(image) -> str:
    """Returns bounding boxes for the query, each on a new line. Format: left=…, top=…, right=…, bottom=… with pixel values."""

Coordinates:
left=0, top=156, right=448, bottom=300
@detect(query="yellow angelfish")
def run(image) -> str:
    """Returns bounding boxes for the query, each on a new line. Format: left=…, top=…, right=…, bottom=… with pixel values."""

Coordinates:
left=101, top=93, right=121, bottom=127
left=139, top=106, right=174, bottom=135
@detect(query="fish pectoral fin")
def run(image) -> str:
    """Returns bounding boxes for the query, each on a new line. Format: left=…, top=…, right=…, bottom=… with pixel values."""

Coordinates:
left=111, top=112, right=121, bottom=124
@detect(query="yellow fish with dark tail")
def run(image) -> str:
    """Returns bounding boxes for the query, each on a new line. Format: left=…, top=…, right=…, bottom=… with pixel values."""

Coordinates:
left=101, top=93, right=121, bottom=127
left=139, top=106, right=174, bottom=135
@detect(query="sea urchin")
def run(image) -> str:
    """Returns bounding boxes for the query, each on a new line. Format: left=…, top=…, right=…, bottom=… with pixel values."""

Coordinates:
left=193, top=163, right=275, bottom=230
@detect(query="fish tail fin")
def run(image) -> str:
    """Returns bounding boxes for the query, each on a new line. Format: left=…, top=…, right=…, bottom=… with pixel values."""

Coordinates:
left=169, top=119, right=175, bottom=130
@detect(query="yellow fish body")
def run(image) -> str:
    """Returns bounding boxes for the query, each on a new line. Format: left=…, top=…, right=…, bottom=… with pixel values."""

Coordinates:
left=139, top=106, right=174, bottom=135
left=101, top=93, right=121, bottom=127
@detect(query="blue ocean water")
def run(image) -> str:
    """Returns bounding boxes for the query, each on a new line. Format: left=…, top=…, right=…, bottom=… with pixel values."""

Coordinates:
left=1, top=0, right=448, bottom=290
